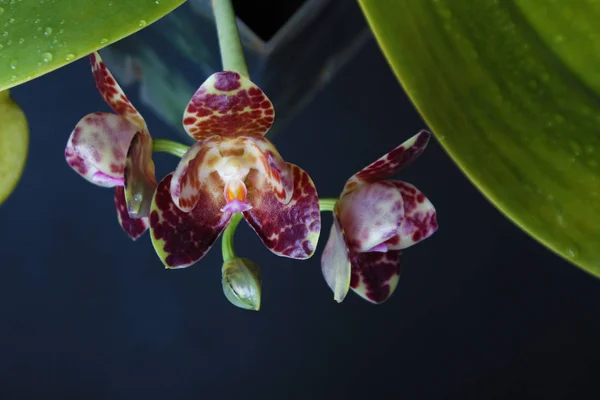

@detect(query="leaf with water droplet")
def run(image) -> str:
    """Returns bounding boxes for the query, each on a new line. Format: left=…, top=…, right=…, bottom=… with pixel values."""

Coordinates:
left=0, top=0, right=185, bottom=90
left=360, top=0, right=600, bottom=277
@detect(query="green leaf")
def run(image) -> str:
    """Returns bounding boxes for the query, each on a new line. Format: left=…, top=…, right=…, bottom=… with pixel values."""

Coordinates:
left=0, top=0, right=185, bottom=91
left=0, top=91, right=28, bottom=205
left=359, top=0, right=600, bottom=276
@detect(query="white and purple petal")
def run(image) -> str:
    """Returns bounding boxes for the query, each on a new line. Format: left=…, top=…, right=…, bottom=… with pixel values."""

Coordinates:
left=90, top=51, right=146, bottom=129
left=321, top=212, right=352, bottom=303
left=243, top=164, right=321, bottom=259
left=183, top=72, right=275, bottom=140
left=150, top=174, right=232, bottom=269
left=349, top=250, right=402, bottom=304
left=337, top=182, right=405, bottom=253
left=383, top=181, right=438, bottom=250
left=342, top=130, right=431, bottom=196
left=65, top=112, right=139, bottom=187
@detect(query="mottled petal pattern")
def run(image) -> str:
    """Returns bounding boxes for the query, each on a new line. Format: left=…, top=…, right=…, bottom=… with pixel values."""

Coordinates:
left=384, top=181, right=438, bottom=250
left=65, top=112, right=138, bottom=187
left=90, top=51, right=146, bottom=129
left=321, top=213, right=352, bottom=302
left=114, top=186, right=149, bottom=240
left=124, top=132, right=157, bottom=218
left=246, top=136, right=293, bottom=204
left=150, top=174, right=232, bottom=269
left=337, top=182, right=405, bottom=253
left=350, top=250, right=402, bottom=304
left=183, top=71, right=275, bottom=140
left=243, top=164, right=321, bottom=259
left=170, top=136, right=222, bottom=212
left=342, top=130, right=431, bottom=196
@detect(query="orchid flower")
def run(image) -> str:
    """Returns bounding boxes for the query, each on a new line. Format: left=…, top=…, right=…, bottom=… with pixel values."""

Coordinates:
left=321, top=130, right=438, bottom=304
left=149, top=71, right=321, bottom=268
left=65, top=52, right=158, bottom=240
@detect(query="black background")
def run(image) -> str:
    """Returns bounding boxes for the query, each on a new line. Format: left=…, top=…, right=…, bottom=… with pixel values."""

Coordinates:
left=1, top=2, right=599, bottom=399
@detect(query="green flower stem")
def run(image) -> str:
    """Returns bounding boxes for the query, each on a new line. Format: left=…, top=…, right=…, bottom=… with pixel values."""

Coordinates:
left=152, top=139, right=190, bottom=157
left=221, top=213, right=244, bottom=261
left=319, top=198, right=338, bottom=212
left=212, top=0, right=249, bottom=78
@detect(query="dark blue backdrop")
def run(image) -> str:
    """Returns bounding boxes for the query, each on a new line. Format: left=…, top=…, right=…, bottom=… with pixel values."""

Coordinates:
left=1, top=10, right=599, bottom=400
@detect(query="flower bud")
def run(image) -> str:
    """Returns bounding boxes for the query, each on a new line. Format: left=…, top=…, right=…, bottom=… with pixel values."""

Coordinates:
left=222, top=257, right=262, bottom=311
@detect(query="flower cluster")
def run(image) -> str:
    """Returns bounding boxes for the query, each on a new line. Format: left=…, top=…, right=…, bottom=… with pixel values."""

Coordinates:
left=65, top=52, right=437, bottom=308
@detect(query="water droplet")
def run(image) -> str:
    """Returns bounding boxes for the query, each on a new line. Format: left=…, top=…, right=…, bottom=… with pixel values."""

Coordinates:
left=155, top=0, right=160, bottom=4
left=18, top=37, right=24, bottom=44
left=566, top=246, right=579, bottom=260
left=138, top=20, right=147, bottom=27
left=100, top=38, right=108, bottom=44
left=44, top=27, right=52, bottom=36
left=9, top=59, right=17, bottom=69
left=59, top=28, right=63, bottom=34
left=34, top=18, right=41, bottom=24
left=41, top=52, right=53, bottom=62
left=65, top=53, right=75, bottom=61
left=52, top=38, right=58, bottom=44
left=0, top=7, right=4, bottom=15
left=0, top=44, right=3, bottom=51
left=8, top=17, right=15, bottom=23
left=60, top=19, right=65, bottom=25
left=36, top=26, right=42, bottom=31
left=2, top=31, right=8, bottom=37
left=10, top=75, right=16, bottom=82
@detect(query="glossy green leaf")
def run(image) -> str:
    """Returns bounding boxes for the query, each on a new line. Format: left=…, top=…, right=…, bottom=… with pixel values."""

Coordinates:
left=0, top=0, right=185, bottom=91
left=359, top=0, right=600, bottom=276
left=0, top=90, right=28, bottom=205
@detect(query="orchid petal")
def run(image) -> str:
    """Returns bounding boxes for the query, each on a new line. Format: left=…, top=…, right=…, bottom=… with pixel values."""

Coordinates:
left=170, top=135, right=222, bottom=212
left=243, top=164, right=321, bottom=259
left=321, top=213, right=352, bottom=303
left=65, top=112, right=138, bottom=187
left=349, top=250, right=402, bottom=304
left=150, top=174, right=232, bottom=269
left=337, top=182, right=405, bottom=253
left=246, top=136, right=294, bottom=204
left=114, top=186, right=149, bottom=240
left=90, top=52, right=146, bottom=129
left=124, top=132, right=157, bottom=218
left=342, top=130, right=431, bottom=196
left=183, top=71, right=275, bottom=140
left=384, top=181, right=438, bottom=250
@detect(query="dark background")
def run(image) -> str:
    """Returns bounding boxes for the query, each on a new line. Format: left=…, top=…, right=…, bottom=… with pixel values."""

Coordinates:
left=1, top=2, right=599, bottom=399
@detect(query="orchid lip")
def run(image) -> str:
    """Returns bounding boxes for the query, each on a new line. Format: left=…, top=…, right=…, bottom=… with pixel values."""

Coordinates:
left=221, top=199, right=253, bottom=213
left=367, top=243, right=389, bottom=253
left=92, top=171, right=124, bottom=186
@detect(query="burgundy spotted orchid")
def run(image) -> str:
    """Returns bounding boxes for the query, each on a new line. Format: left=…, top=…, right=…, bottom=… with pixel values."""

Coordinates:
left=149, top=71, right=321, bottom=268
left=321, top=130, right=438, bottom=304
left=65, top=52, right=158, bottom=240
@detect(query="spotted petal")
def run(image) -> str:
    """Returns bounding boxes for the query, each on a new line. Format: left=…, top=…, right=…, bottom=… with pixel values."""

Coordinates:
left=342, top=130, right=431, bottom=196
left=124, top=132, right=157, bottom=218
left=65, top=112, right=139, bottom=187
left=321, top=212, right=352, bottom=303
left=337, top=182, right=405, bottom=253
left=183, top=71, right=275, bottom=140
left=383, top=181, right=438, bottom=250
left=243, top=164, right=321, bottom=259
left=150, top=174, right=232, bottom=269
left=349, top=250, right=402, bottom=304
left=114, top=186, right=149, bottom=240
left=246, top=136, right=294, bottom=204
left=90, top=51, right=146, bottom=129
